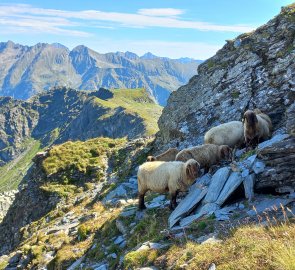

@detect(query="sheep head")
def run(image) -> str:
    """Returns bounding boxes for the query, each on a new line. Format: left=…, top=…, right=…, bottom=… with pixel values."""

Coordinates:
left=220, top=145, right=232, bottom=160
left=243, top=110, right=258, bottom=139
left=185, top=159, right=200, bottom=182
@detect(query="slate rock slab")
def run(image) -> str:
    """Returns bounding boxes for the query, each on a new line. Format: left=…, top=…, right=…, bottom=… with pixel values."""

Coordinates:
left=214, top=205, right=237, bottom=221
left=258, top=134, right=289, bottom=149
left=204, top=167, right=231, bottom=203
left=252, top=160, right=265, bottom=174
left=179, top=203, right=220, bottom=227
left=195, top=174, right=212, bottom=187
left=243, top=174, right=255, bottom=201
left=216, top=171, right=243, bottom=205
left=169, top=187, right=207, bottom=228
left=247, top=197, right=294, bottom=216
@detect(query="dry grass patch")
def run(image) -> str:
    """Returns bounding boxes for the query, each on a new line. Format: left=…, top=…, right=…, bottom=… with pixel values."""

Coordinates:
left=155, top=223, right=295, bottom=270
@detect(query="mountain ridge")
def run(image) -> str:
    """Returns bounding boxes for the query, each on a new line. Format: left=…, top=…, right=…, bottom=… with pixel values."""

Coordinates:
left=0, top=41, right=202, bottom=105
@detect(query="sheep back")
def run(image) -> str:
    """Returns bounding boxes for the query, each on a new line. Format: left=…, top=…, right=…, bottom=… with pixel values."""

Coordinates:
left=138, top=159, right=199, bottom=194
left=146, top=148, right=179, bottom=162
left=204, top=121, right=244, bottom=148
left=176, top=144, right=228, bottom=168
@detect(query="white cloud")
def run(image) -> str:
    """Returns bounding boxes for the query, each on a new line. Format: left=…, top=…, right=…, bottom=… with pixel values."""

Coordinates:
left=137, top=8, right=185, bottom=17
left=0, top=4, right=257, bottom=33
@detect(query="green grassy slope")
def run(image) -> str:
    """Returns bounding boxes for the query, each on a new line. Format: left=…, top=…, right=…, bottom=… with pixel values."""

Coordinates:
left=0, top=139, right=41, bottom=192
left=93, top=88, right=163, bottom=136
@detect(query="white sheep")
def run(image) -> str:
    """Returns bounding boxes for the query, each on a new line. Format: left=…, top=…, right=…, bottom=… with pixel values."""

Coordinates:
left=243, top=109, right=272, bottom=149
left=146, top=147, right=179, bottom=162
left=175, top=144, right=232, bottom=173
left=204, top=121, right=244, bottom=148
left=137, top=159, right=200, bottom=210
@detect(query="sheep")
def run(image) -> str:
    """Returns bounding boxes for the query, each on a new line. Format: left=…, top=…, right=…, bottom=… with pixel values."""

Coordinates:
left=146, top=147, right=179, bottom=162
left=137, top=159, right=200, bottom=210
left=175, top=144, right=232, bottom=173
left=243, top=109, right=272, bottom=149
left=204, top=121, right=244, bottom=148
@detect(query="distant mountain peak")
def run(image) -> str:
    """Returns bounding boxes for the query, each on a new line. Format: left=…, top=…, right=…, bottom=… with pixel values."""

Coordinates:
left=141, top=52, right=158, bottom=59
left=51, top=43, right=69, bottom=50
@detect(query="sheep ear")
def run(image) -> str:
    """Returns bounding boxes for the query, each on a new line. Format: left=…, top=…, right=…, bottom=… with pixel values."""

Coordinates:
left=220, top=147, right=228, bottom=159
left=186, top=164, right=195, bottom=179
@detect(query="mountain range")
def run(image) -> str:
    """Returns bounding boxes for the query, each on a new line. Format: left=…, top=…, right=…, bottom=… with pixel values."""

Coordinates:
left=0, top=41, right=201, bottom=106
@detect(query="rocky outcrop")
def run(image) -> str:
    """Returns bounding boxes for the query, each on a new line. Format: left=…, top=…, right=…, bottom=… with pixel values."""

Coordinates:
left=0, top=190, right=18, bottom=222
left=257, top=136, right=295, bottom=193
left=0, top=97, right=38, bottom=165
left=0, top=41, right=201, bottom=105
left=155, top=5, right=295, bottom=149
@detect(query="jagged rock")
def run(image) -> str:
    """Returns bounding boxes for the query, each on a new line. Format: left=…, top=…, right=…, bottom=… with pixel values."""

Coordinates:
left=109, top=253, right=117, bottom=259
left=137, top=242, right=167, bottom=251
left=201, top=237, right=222, bottom=245
left=151, top=195, right=166, bottom=203
left=244, top=174, right=255, bottom=201
left=195, top=174, right=212, bottom=187
left=120, top=208, right=136, bottom=217
left=247, top=197, right=294, bottom=216
left=196, top=233, right=218, bottom=244
left=103, top=185, right=127, bottom=202
left=252, top=160, right=266, bottom=174
left=214, top=206, right=237, bottom=221
left=147, top=202, right=163, bottom=209
left=155, top=6, right=295, bottom=154
left=256, top=136, right=295, bottom=191
left=169, top=186, right=207, bottom=228
left=204, top=167, right=231, bottom=203
left=258, top=134, right=290, bottom=150
left=68, top=256, right=86, bottom=270
left=94, top=264, right=108, bottom=270
left=179, top=203, right=220, bottom=227
left=208, top=263, right=216, bottom=270
left=114, top=235, right=125, bottom=245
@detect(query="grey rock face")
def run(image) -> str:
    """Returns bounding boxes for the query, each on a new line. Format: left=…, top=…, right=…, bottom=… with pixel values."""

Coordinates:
left=257, top=136, right=295, bottom=192
left=155, top=8, right=295, bottom=149
left=0, top=190, right=18, bottom=222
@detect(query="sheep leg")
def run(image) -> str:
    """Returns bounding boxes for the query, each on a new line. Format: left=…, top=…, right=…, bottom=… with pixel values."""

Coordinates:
left=204, top=166, right=210, bottom=174
left=170, top=191, right=179, bottom=210
left=138, top=192, right=146, bottom=210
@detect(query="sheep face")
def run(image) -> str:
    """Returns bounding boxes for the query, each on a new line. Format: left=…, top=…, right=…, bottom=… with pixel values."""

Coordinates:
left=146, top=156, right=156, bottom=162
left=220, top=145, right=232, bottom=160
left=185, top=159, right=200, bottom=182
left=243, top=110, right=258, bottom=140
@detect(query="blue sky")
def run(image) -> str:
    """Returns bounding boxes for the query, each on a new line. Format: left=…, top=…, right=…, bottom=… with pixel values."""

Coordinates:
left=0, top=0, right=293, bottom=59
